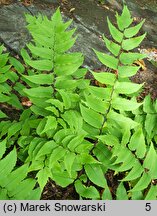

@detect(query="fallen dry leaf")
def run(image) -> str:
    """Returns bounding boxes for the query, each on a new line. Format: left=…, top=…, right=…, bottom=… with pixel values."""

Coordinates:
left=133, top=59, right=147, bottom=71
left=21, top=97, right=32, bottom=107
left=0, top=0, right=12, bottom=5
left=21, top=0, right=33, bottom=6
left=69, top=7, right=75, bottom=13
left=62, top=0, right=68, bottom=5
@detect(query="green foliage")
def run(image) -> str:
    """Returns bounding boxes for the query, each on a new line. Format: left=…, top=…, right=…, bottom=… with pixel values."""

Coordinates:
left=0, top=5, right=157, bottom=200
left=80, top=4, right=157, bottom=200
left=0, top=47, right=23, bottom=112
left=0, top=140, right=40, bottom=200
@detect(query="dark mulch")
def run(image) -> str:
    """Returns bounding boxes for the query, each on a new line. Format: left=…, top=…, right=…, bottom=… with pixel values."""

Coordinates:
left=41, top=180, right=79, bottom=200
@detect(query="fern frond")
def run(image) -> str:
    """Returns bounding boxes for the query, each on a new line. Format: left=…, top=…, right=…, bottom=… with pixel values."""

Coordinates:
left=0, top=46, right=23, bottom=114
left=0, top=146, right=40, bottom=200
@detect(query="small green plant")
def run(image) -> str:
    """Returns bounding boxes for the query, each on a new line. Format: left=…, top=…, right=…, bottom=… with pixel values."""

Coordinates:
left=0, top=5, right=157, bottom=200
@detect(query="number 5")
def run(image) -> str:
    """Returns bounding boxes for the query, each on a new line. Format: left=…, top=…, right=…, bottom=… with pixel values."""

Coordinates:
left=145, top=203, right=151, bottom=211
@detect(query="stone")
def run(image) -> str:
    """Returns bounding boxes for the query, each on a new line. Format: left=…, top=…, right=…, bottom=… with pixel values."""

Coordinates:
left=0, top=0, right=157, bottom=70
left=0, top=1, right=105, bottom=68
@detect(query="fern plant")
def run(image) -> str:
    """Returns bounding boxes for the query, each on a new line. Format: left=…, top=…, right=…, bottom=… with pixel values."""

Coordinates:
left=0, top=5, right=157, bottom=200
left=0, top=46, right=24, bottom=118
left=4, top=9, right=95, bottom=191
left=0, top=139, right=40, bottom=200
left=78, top=5, right=157, bottom=200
